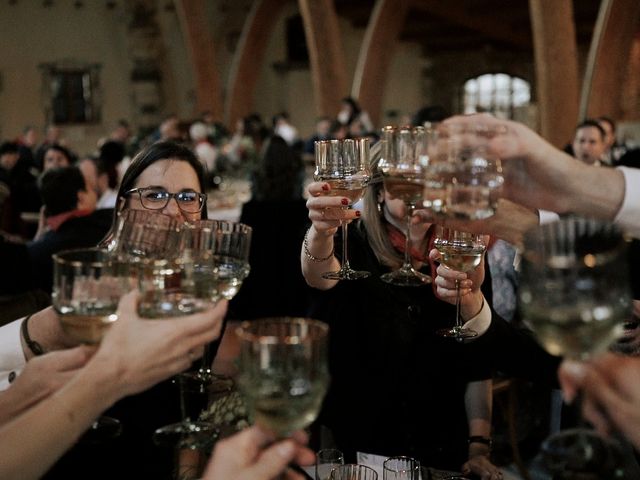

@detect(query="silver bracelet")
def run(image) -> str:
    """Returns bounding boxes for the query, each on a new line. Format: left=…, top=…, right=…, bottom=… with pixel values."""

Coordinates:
left=303, top=228, right=334, bottom=262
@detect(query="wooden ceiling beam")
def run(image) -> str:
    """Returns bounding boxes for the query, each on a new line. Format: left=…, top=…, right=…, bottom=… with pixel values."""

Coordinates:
left=410, top=0, right=532, bottom=50
left=175, top=0, right=223, bottom=120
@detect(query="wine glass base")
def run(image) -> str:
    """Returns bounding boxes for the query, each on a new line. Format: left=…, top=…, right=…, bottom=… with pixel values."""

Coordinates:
left=540, top=428, right=625, bottom=478
left=80, top=416, right=122, bottom=443
left=322, top=269, right=370, bottom=281
left=380, top=268, right=431, bottom=286
left=153, top=421, right=218, bottom=450
left=436, top=327, right=478, bottom=339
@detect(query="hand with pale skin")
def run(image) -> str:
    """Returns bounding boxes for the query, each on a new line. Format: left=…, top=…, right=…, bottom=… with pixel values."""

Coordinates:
left=301, top=181, right=361, bottom=290
left=462, top=454, right=503, bottom=480
left=202, top=426, right=315, bottom=480
left=429, top=247, right=486, bottom=321
left=0, top=346, right=94, bottom=425
left=442, top=114, right=626, bottom=221
left=558, top=353, right=640, bottom=451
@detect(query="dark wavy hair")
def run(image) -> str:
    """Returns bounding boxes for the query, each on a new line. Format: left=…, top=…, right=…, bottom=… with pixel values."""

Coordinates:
left=101, top=141, right=208, bottom=244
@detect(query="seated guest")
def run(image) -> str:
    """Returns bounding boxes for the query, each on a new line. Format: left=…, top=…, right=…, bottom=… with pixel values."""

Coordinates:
left=42, top=144, right=74, bottom=171
left=572, top=119, right=607, bottom=166
left=28, top=166, right=112, bottom=294
left=78, top=156, right=118, bottom=210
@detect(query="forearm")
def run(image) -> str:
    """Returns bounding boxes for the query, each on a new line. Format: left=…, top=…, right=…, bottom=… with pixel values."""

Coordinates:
left=465, top=379, right=493, bottom=457
left=300, top=226, right=340, bottom=290
left=564, top=164, right=625, bottom=220
left=21, top=307, right=78, bottom=361
left=0, top=361, right=120, bottom=480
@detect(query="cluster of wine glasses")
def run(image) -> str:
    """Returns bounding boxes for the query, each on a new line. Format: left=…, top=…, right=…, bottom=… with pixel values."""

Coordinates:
left=51, top=209, right=252, bottom=448
left=315, top=451, right=428, bottom=480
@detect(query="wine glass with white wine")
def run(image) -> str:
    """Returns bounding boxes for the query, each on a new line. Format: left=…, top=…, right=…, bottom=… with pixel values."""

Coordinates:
left=519, top=216, right=631, bottom=478
left=379, top=125, right=432, bottom=286
left=236, top=318, right=330, bottom=439
left=314, top=138, right=370, bottom=280
left=52, top=247, right=129, bottom=440
left=433, top=227, right=487, bottom=339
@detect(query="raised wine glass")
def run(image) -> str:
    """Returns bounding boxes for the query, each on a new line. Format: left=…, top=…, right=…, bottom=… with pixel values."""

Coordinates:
left=379, top=126, right=431, bottom=286
left=314, top=138, right=370, bottom=280
left=519, top=216, right=631, bottom=478
left=433, top=226, right=487, bottom=339
left=426, top=123, right=505, bottom=220
left=152, top=220, right=252, bottom=449
left=52, top=247, right=129, bottom=440
left=236, top=318, right=330, bottom=439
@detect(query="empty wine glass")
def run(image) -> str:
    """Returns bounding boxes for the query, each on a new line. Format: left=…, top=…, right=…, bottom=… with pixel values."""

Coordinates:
left=329, top=464, right=378, bottom=480
left=379, top=126, right=432, bottom=286
left=52, top=247, right=128, bottom=440
left=433, top=227, right=487, bottom=339
left=314, top=138, right=370, bottom=280
left=316, top=449, right=345, bottom=480
left=236, top=318, right=330, bottom=439
left=519, top=216, right=631, bottom=478
left=383, top=456, right=420, bottom=480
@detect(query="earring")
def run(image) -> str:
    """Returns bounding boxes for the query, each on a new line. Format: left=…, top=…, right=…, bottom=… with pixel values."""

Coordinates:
left=377, top=202, right=383, bottom=215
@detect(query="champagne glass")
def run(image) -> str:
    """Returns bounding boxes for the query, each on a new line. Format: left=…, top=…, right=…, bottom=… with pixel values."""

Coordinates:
left=433, top=227, right=487, bottom=339
left=52, top=247, right=129, bottom=440
left=314, top=138, right=370, bottom=280
left=316, top=449, right=345, bottom=480
left=379, top=126, right=431, bottom=286
left=236, top=318, right=330, bottom=439
left=519, top=216, right=630, bottom=478
left=329, top=464, right=378, bottom=480
left=152, top=220, right=252, bottom=449
left=383, top=456, right=420, bottom=480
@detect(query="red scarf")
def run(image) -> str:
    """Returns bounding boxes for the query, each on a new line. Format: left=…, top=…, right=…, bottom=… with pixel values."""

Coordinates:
left=46, top=209, right=93, bottom=232
left=385, top=222, right=438, bottom=281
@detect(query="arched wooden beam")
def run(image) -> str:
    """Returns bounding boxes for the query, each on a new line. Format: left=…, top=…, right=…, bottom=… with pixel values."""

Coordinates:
left=225, top=0, right=287, bottom=127
left=579, top=0, right=640, bottom=120
left=175, top=0, right=223, bottom=120
left=529, top=0, right=579, bottom=147
left=352, top=0, right=410, bottom=126
left=298, top=0, right=348, bottom=117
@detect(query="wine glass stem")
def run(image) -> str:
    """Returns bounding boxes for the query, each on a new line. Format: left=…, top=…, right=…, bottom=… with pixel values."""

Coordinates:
left=340, top=215, right=350, bottom=272
left=454, top=280, right=462, bottom=330
left=403, top=206, right=413, bottom=269
left=198, top=344, right=212, bottom=378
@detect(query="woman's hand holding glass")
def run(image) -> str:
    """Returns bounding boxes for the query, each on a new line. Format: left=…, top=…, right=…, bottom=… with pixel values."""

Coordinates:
left=429, top=247, right=486, bottom=321
left=306, top=181, right=362, bottom=237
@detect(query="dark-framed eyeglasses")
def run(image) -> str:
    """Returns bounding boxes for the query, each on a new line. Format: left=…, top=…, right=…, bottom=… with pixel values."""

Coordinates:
left=125, top=187, right=207, bottom=214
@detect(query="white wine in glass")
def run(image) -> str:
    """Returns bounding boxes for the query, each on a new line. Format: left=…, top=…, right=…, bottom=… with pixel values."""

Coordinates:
left=433, top=227, right=487, bottom=339
left=315, top=138, right=370, bottom=281
left=236, top=318, right=330, bottom=438
left=519, top=217, right=630, bottom=477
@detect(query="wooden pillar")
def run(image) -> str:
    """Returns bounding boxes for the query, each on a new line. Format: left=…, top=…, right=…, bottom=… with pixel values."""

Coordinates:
left=175, top=0, right=223, bottom=120
left=298, top=0, right=348, bottom=117
left=529, top=0, right=579, bottom=147
left=225, top=0, right=287, bottom=127
left=352, top=0, right=410, bottom=126
left=621, top=35, right=640, bottom=120
left=579, top=0, right=640, bottom=120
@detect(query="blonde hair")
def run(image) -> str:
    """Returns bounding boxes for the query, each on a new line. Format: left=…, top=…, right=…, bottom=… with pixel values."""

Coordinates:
left=361, top=141, right=404, bottom=269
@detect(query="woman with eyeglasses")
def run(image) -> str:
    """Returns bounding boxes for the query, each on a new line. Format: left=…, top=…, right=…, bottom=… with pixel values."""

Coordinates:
left=10, top=141, right=222, bottom=479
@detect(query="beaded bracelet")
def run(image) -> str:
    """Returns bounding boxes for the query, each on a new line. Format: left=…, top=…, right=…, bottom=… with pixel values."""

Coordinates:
left=303, top=228, right=334, bottom=263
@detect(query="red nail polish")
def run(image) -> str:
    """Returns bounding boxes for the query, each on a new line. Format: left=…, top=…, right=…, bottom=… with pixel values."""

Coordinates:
left=341, top=198, right=349, bottom=206
left=355, top=210, right=361, bottom=217
left=322, top=184, right=329, bottom=191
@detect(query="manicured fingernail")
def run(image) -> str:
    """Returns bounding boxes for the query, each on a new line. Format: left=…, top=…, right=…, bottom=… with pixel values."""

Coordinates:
left=355, top=210, right=361, bottom=217
left=341, top=198, right=349, bottom=206
left=322, top=184, right=329, bottom=191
